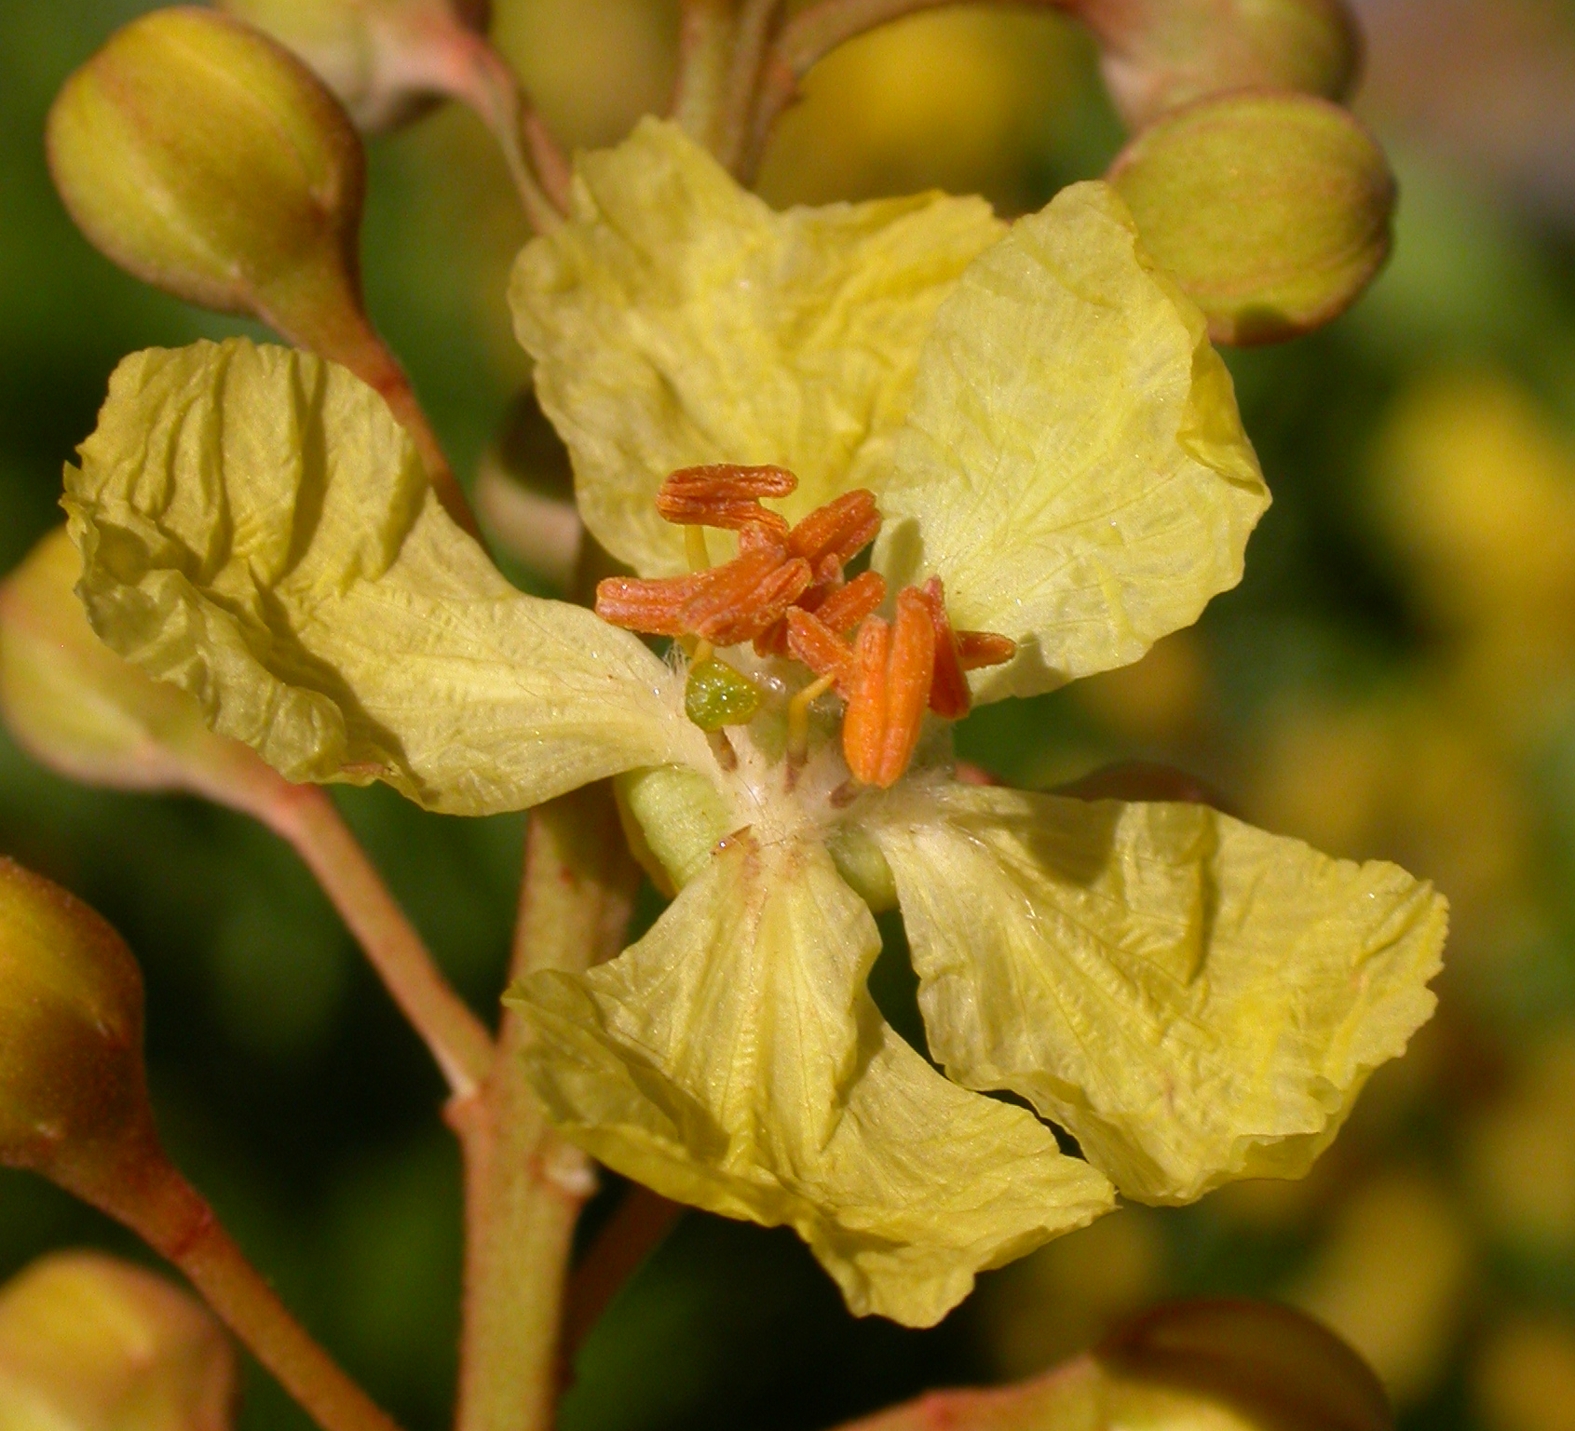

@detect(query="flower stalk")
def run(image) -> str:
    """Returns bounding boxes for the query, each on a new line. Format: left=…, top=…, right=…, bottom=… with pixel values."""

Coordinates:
left=449, top=785, right=640, bottom=1431
left=249, top=780, right=496, bottom=1099
left=672, top=0, right=743, bottom=155
left=403, top=20, right=571, bottom=229
left=75, top=1139, right=406, bottom=1431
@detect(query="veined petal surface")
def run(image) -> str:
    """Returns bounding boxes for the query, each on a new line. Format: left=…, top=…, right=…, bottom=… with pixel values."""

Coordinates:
left=510, top=832, right=1113, bottom=1326
left=869, top=784, right=1446, bottom=1204
left=873, top=182, right=1269, bottom=703
left=64, top=339, right=708, bottom=815
left=510, top=117, right=1004, bottom=578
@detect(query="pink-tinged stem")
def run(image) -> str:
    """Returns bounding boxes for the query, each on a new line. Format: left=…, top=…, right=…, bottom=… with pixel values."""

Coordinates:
left=450, top=786, right=640, bottom=1431
left=249, top=778, right=495, bottom=1099
left=71, top=1141, right=405, bottom=1431
left=672, top=0, right=741, bottom=153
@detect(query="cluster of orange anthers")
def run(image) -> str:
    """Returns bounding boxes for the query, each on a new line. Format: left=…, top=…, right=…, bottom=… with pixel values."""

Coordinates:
left=595, top=465, right=1016, bottom=788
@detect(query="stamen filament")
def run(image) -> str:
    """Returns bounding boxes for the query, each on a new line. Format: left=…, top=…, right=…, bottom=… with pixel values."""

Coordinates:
left=685, top=525, right=712, bottom=573
left=787, top=672, right=839, bottom=767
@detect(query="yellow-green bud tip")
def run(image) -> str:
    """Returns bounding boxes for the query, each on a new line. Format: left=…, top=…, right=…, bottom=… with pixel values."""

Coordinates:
left=0, top=859, right=152, bottom=1177
left=1079, top=0, right=1362, bottom=130
left=46, top=7, right=366, bottom=336
left=0, top=527, right=265, bottom=801
left=1110, top=90, right=1395, bottom=345
left=0, top=1252, right=234, bottom=1431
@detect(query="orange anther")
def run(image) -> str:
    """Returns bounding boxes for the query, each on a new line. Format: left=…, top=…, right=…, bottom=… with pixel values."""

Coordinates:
left=679, top=544, right=814, bottom=646
left=656, top=464, right=796, bottom=532
left=842, top=589, right=936, bottom=789
left=957, top=630, right=1017, bottom=670
left=815, top=570, right=886, bottom=634
left=785, top=607, right=854, bottom=692
left=787, top=489, right=881, bottom=568
left=597, top=525, right=811, bottom=647
left=918, top=577, right=971, bottom=720
left=595, top=571, right=704, bottom=636
left=841, top=618, right=889, bottom=788
left=756, top=568, right=886, bottom=657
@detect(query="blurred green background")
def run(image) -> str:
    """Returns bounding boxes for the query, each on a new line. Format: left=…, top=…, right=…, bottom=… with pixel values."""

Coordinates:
left=6, top=2, right=1575, bottom=1429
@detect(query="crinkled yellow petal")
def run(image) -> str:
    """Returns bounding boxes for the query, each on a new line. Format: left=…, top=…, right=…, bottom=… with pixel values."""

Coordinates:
left=63, top=339, right=710, bottom=815
left=509, top=831, right=1113, bottom=1326
left=872, top=181, right=1269, bottom=703
left=869, top=783, right=1446, bottom=1204
left=510, top=117, right=1005, bottom=578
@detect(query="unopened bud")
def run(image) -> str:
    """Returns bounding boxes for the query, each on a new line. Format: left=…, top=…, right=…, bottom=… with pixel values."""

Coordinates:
left=1098, top=1299, right=1393, bottom=1431
left=1075, top=0, right=1362, bottom=130
left=47, top=8, right=368, bottom=360
left=841, top=1299, right=1390, bottom=1431
left=0, top=528, right=283, bottom=811
left=218, top=0, right=491, bottom=133
left=1109, top=91, right=1395, bottom=344
left=0, top=1251, right=234, bottom=1431
left=48, top=10, right=478, bottom=536
left=0, top=859, right=153, bottom=1184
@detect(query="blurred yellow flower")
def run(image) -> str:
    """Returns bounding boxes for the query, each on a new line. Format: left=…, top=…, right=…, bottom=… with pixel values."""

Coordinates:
left=1372, top=371, right=1575, bottom=727
left=1287, top=1168, right=1474, bottom=1405
left=1475, top=1317, right=1575, bottom=1431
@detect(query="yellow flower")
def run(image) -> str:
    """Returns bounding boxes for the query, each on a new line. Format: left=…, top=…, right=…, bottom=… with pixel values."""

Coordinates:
left=63, top=120, right=1445, bottom=1328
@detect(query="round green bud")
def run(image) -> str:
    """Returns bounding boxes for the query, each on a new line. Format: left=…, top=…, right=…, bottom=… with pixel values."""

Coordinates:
left=1098, top=1299, right=1392, bottom=1431
left=1077, top=0, right=1361, bottom=130
left=218, top=0, right=492, bottom=133
left=0, top=859, right=152, bottom=1179
left=0, top=528, right=271, bottom=802
left=46, top=7, right=366, bottom=346
left=0, top=1251, right=234, bottom=1431
left=1110, top=91, right=1395, bottom=345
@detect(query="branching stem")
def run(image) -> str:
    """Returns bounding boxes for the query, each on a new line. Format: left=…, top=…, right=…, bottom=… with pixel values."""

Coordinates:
left=70, top=1139, right=405, bottom=1431
left=716, top=0, right=789, bottom=172
left=672, top=0, right=742, bottom=154
left=249, top=778, right=496, bottom=1099
left=429, top=25, right=573, bottom=229
left=450, top=786, right=640, bottom=1431
left=561, top=1186, right=684, bottom=1365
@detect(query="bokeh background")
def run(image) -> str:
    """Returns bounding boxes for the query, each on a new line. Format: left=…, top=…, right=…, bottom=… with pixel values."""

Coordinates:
left=5, top=2, right=1575, bottom=1428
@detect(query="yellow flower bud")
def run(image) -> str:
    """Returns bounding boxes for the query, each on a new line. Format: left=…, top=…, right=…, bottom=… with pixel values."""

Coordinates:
left=218, top=0, right=491, bottom=133
left=0, top=528, right=274, bottom=804
left=0, top=1251, right=234, bottom=1431
left=1077, top=0, right=1361, bottom=130
left=0, top=859, right=154, bottom=1184
left=1109, top=91, right=1395, bottom=344
left=846, top=1300, right=1391, bottom=1431
left=1098, top=1299, right=1393, bottom=1431
left=46, top=8, right=369, bottom=360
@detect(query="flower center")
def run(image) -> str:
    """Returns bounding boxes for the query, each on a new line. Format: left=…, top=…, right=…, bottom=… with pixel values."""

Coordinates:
left=595, top=465, right=1015, bottom=789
